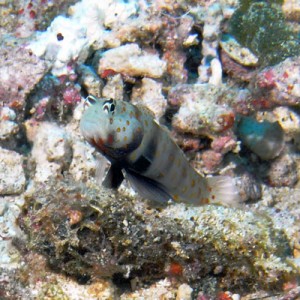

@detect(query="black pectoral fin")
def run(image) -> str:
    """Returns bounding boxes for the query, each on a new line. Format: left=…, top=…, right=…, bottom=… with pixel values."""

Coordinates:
left=102, top=164, right=124, bottom=189
left=125, top=169, right=172, bottom=204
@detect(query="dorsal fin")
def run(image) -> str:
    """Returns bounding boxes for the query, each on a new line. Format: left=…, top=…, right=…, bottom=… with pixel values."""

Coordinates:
left=134, top=104, right=156, bottom=118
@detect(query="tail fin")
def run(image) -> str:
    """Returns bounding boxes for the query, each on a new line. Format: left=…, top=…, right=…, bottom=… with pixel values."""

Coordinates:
left=203, top=176, right=241, bottom=207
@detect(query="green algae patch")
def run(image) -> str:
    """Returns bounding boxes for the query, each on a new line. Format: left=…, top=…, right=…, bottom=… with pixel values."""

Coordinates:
left=18, top=176, right=298, bottom=293
left=229, top=1, right=300, bottom=66
left=38, top=283, right=70, bottom=300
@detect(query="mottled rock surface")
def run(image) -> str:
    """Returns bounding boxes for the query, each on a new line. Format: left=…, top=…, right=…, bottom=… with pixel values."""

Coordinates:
left=30, top=122, right=72, bottom=183
left=252, top=57, right=300, bottom=107
left=131, top=78, right=167, bottom=119
left=0, top=148, right=25, bottom=195
left=0, top=42, right=49, bottom=113
left=98, top=44, right=167, bottom=78
left=18, top=176, right=297, bottom=293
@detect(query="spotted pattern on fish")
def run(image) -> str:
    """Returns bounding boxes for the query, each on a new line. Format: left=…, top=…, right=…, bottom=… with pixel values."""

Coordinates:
left=80, top=96, right=240, bottom=206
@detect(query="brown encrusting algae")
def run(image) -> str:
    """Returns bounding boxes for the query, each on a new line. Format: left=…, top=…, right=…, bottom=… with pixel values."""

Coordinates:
left=0, top=0, right=300, bottom=298
left=17, top=176, right=298, bottom=292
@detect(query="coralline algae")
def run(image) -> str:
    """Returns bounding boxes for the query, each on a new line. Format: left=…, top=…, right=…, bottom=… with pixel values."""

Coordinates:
left=252, top=57, right=300, bottom=107
left=0, top=40, right=49, bottom=112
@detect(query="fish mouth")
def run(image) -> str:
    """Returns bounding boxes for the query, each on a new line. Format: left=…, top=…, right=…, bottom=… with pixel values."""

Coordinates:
left=80, top=118, right=105, bottom=141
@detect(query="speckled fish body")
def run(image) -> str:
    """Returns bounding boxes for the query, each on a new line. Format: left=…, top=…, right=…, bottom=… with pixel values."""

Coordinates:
left=80, top=96, right=239, bottom=206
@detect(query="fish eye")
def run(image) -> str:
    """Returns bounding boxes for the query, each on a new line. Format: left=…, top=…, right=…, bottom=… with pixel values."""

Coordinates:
left=85, top=95, right=97, bottom=106
left=102, top=99, right=116, bottom=115
left=103, top=103, right=110, bottom=113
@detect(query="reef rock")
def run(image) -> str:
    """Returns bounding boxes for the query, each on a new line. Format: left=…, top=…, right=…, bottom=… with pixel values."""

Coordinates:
left=18, top=176, right=297, bottom=292
left=28, top=0, right=138, bottom=76
left=102, top=74, right=124, bottom=100
left=0, top=195, right=25, bottom=267
left=0, top=147, right=25, bottom=195
left=282, top=0, right=300, bottom=22
left=236, top=116, right=285, bottom=160
left=262, top=153, right=298, bottom=187
left=76, top=64, right=104, bottom=98
left=0, top=107, right=19, bottom=146
left=121, top=280, right=192, bottom=300
left=169, top=84, right=235, bottom=136
left=252, top=57, right=300, bottom=107
left=0, top=43, right=49, bottom=112
left=220, top=34, right=258, bottom=67
left=131, top=78, right=167, bottom=119
left=29, top=122, right=72, bottom=183
left=98, top=44, right=167, bottom=79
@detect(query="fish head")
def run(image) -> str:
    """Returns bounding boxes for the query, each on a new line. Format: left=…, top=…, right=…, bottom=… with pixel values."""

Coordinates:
left=80, top=95, right=144, bottom=160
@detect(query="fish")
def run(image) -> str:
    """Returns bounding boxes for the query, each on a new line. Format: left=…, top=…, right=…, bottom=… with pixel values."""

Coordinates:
left=80, top=95, right=240, bottom=206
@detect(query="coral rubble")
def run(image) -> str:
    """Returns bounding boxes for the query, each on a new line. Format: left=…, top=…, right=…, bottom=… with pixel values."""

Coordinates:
left=18, top=176, right=297, bottom=293
left=0, top=40, right=49, bottom=114
left=236, top=116, right=284, bottom=160
left=0, top=147, right=26, bottom=195
left=98, top=43, right=167, bottom=79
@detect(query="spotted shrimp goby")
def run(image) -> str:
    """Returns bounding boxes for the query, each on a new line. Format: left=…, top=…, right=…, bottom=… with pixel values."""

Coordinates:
left=80, top=95, right=240, bottom=206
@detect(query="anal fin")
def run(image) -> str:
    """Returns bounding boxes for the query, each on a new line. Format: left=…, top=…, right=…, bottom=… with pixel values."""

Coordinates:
left=103, top=164, right=124, bottom=189
left=125, top=169, right=172, bottom=204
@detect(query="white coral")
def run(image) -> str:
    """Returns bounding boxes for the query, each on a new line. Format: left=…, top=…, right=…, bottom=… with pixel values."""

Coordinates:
left=28, top=0, right=138, bottom=76
left=98, top=44, right=166, bottom=78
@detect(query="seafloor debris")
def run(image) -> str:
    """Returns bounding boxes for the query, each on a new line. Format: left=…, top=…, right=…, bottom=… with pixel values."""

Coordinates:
left=0, top=106, right=19, bottom=150
left=18, top=176, right=298, bottom=293
left=260, top=153, right=298, bottom=188
left=169, top=83, right=237, bottom=136
left=251, top=57, right=300, bottom=107
left=220, top=34, right=258, bottom=67
left=131, top=78, right=167, bottom=119
left=28, top=122, right=72, bottom=183
left=0, top=40, right=49, bottom=115
left=195, top=2, right=224, bottom=84
left=98, top=43, right=167, bottom=79
left=220, top=48, right=257, bottom=83
left=102, top=74, right=124, bottom=100
left=0, top=147, right=26, bottom=195
left=236, top=116, right=285, bottom=160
